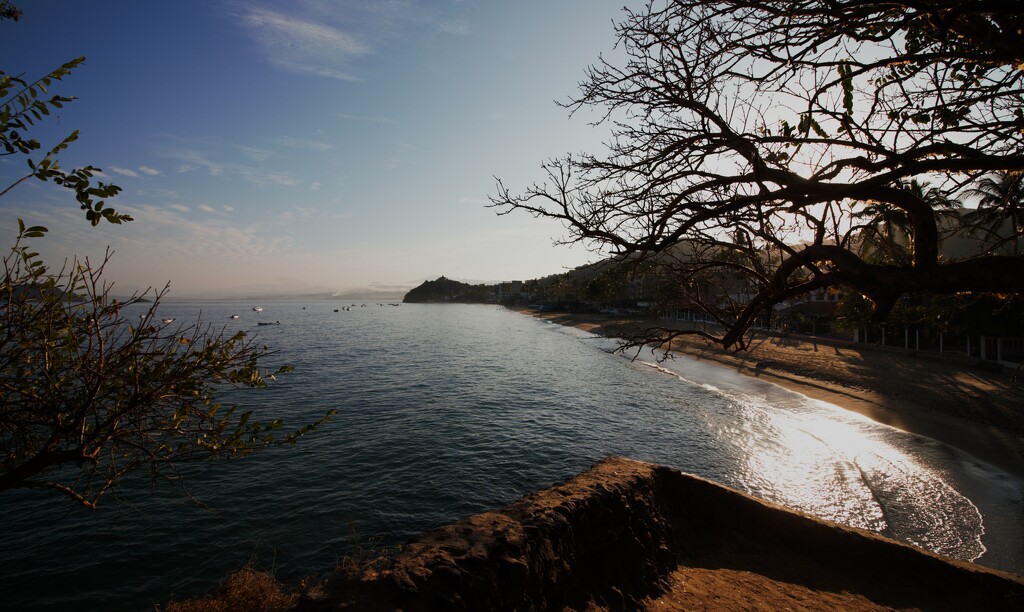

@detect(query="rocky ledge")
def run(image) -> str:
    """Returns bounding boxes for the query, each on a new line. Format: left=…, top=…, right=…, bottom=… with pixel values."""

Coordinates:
left=290, top=457, right=1022, bottom=611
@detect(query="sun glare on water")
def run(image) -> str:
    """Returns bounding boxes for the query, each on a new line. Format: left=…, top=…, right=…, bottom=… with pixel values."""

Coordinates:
left=637, top=355, right=988, bottom=564
left=730, top=394, right=986, bottom=562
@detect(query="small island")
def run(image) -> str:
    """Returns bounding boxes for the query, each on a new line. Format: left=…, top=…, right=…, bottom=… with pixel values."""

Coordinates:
left=402, top=276, right=495, bottom=304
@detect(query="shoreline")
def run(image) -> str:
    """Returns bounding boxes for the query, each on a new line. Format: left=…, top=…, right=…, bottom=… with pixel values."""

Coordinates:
left=166, top=308, right=1024, bottom=610
left=517, top=308, right=1024, bottom=479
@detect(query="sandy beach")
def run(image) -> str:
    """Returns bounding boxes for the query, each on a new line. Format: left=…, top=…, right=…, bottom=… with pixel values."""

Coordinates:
left=517, top=309, right=1024, bottom=479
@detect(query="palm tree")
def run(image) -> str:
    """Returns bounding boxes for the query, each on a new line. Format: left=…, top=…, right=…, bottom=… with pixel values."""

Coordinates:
left=964, top=171, right=1024, bottom=256
left=854, top=179, right=957, bottom=265
left=854, top=201, right=912, bottom=264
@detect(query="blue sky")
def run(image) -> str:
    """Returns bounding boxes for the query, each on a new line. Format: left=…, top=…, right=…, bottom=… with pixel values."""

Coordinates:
left=1, top=1, right=626, bottom=297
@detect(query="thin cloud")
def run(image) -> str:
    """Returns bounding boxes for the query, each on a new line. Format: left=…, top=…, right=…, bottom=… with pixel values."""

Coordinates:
left=387, top=142, right=416, bottom=170
left=139, top=188, right=180, bottom=199
left=336, top=112, right=397, bottom=124
left=236, top=145, right=274, bottom=162
left=231, top=2, right=476, bottom=82
left=269, top=136, right=335, bottom=152
left=241, top=7, right=371, bottom=81
left=189, top=203, right=233, bottom=217
left=12, top=200, right=292, bottom=267
left=170, top=151, right=225, bottom=176
left=164, top=148, right=299, bottom=187
left=138, top=166, right=161, bottom=176
left=238, top=167, right=302, bottom=188
left=436, top=20, right=470, bottom=35
left=109, top=166, right=138, bottom=177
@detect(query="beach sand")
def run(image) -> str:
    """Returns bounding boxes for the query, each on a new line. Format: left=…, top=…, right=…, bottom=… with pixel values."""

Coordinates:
left=518, top=309, right=1024, bottom=479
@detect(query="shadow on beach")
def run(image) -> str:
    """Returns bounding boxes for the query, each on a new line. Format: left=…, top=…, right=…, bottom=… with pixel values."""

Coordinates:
left=520, top=308, right=1024, bottom=478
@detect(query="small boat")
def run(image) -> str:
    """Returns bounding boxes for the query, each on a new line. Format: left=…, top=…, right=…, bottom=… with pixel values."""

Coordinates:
left=230, top=314, right=240, bottom=319
left=252, top=306, right=263, bottom=312
left=162, top=318, right=175, bottom=324
left=257, top=321, right=280, bottom=326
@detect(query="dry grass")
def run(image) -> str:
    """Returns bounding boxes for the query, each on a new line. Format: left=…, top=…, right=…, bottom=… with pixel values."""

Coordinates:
left=162, top=565, right=297, bottom=612
left=160, top=525, right=403, bottom=611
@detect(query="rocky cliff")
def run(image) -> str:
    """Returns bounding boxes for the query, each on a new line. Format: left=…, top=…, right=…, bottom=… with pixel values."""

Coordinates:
left=292, top=457, right=1023, bottom=611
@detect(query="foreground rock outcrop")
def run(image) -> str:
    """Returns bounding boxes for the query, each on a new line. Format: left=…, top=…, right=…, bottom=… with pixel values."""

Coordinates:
left=291, top=457, right=1022, bottom=611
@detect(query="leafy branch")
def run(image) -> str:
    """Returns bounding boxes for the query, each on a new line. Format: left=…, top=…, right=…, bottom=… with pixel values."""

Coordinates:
left=1, top=57, right=131, bottom=225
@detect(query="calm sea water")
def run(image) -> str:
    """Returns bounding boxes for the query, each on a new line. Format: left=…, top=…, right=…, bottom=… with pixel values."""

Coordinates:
left=1, top=302, right=1021, bottom=610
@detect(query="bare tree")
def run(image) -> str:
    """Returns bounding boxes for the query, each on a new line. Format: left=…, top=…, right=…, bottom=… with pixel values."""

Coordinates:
left=491, top=0, right=1024, bottom=350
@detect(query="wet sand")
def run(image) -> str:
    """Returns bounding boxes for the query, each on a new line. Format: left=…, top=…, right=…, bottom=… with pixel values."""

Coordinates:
left=518, top=309, right=1024, bottom=478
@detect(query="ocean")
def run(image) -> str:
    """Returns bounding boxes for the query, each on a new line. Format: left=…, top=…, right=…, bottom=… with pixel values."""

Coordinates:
left=1, top=302, right=1021, bottom=610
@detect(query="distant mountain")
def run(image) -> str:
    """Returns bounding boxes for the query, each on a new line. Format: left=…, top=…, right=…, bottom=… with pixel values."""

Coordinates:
left=330, top=289, right=408, bottom=301
left=8, top=283, right=78, bottom=301
left=403, top=276, right=494, bottom=303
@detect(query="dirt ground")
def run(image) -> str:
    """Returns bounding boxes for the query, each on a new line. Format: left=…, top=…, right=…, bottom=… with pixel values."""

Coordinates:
left=641, top=565, right=909, bottom=611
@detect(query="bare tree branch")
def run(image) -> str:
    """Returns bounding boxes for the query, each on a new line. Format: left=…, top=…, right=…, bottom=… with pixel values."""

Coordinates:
left=491, top=0, right=1024, bottom=349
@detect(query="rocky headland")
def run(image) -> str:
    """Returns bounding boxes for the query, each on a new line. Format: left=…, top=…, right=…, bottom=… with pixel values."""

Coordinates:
left=172, top=457, right=1023, bottom=611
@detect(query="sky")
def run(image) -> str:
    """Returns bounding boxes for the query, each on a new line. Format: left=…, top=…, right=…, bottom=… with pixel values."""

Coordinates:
left=0, top=0, right=628, bottom=297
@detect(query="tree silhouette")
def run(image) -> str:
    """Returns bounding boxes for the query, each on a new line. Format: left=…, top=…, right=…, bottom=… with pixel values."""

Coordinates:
left=492, top=1, right=1024, bottom=350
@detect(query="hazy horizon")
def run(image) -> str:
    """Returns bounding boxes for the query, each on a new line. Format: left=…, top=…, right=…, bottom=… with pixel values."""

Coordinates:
left=155, top=274, right=506, bottom=301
